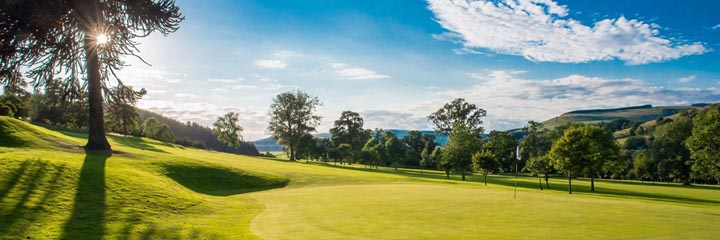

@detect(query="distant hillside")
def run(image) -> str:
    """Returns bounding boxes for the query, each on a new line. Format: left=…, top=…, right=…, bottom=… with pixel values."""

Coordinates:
left=541, top=104, right=698, bottom=129
left=254, top=129, right=448, bottom=152
left=137, top=109, right=260, bottom=156
left=614, top=103, right=720, bottom=140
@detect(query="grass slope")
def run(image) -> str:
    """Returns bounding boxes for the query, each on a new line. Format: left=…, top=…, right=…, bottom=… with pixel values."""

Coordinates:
left=1, top=116, right=720, bottom=239
left=542, top=105, right=696, bottom=129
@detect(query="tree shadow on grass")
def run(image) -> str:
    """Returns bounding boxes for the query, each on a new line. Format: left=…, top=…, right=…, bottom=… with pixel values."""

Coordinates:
left=163, top=164, right=288, bottom=196
left=601, top=178, right=720, bottom=191
left=117, top=214, right=220, bottom=240
left=110, top=136, right=168, bottom=154
left=0, top=159, right=66, bottom=238
left=61, top=153, right=108, bottom=240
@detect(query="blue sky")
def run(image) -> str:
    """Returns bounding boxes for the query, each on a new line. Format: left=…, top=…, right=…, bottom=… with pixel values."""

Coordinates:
left=117, top=0, right=720, bottom=140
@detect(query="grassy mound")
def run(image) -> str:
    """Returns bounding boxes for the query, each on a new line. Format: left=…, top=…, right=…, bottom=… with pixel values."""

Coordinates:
left=163, top=164, right=288, bottom=196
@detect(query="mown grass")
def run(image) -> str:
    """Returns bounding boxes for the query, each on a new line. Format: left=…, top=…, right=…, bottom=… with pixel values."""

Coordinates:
left=1, top=116, right=719, bottom=239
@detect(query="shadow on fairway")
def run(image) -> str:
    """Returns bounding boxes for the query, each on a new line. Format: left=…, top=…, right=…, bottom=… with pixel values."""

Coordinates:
left=116, top=214, right=220, bottom=240
left=0, top=159, right=66, bottom=237
left=110, top=136, right=168, bottom=154
left=61, top=153, right=108, bottom=240
left=163, top=164, right=288, bottom=196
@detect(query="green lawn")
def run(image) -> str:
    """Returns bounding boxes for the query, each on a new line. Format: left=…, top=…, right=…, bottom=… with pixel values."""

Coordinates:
left=1, top=116, right=719, bottom=239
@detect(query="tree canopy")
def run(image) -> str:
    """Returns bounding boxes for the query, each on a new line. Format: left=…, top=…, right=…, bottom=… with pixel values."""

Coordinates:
left=268, top=90, right=322, bottom=161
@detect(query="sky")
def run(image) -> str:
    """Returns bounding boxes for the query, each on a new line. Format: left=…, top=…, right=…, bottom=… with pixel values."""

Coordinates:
left=116, top=0, right=720, bottom=141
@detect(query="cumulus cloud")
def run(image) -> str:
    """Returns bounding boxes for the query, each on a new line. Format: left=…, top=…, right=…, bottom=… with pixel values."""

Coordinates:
left=678, top=75, right=696, bottom=83
left=360, top=110, right=433, bottom=130
left=255, top=59, right=288, bottom=69
left=438, top=70, right=720, bottom=130
left=713, top=24, right=720, bottom=30
left=330, top=63, right=390, bottom=80
left=427, top=0, right=707, bottom=64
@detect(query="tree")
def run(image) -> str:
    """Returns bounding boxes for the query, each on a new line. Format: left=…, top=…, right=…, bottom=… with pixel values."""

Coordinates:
left=420, top=146, right=432, bottom=173
left=432, top=147, right=450, bottom=179
left=268, top=90, right=322, bottom=161
left=1, top=0, right=184, bottom=152
left=652, top=118, right=692, bottom=184
left=401, top=130, right=424, bottom=166
left=141, top=117, right=161, bottom=139
left=549, top=125, right=619, bottom=193
left=385, top=134, right=404, bottom=171
left=472, top=150, right=499, bottom=185
left=156, top=124, right=175, bottom=143
left=330, top=111, right=367, bottom=163
left=105, top=103, right=139, bottom=136
left=212, top=112, right=244, bottom=149
left=523, top=155, right=553, bottom=189
left=484, top=130, right=517, bottom=173
left=0, top=94, right=28, bottom=119
left=443, top=125, right=482, bottom=181
left=686, top=108, right=720, bottom=186
left=428, top=98, right=486, bottom=135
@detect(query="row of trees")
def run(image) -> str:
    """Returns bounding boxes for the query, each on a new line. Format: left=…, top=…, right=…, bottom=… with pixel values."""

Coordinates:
left=266, top=90, right=720, bottom=193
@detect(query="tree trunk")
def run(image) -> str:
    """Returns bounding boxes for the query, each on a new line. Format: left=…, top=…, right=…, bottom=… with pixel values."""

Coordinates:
left=83, top=34, right=111, bottom=153
left=538, top=175, right=543, bottom=190
left=568, top=173, right=572, bottom=194
left=461, top=167, right=465, bottom=181
left=591, top=176, right=595, bottom=192
left=289, top=142, right=295, bottom=161
left=394, top=162, right=397, bottom=171
left=484, top=174, right=487, bottom=186
left=445, top=169, right=450, bottom=179
left=545, top=174, right=550, bottom=188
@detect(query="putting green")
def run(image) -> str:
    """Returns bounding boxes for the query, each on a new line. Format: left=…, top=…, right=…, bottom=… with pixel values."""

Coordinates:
left=251, top=184, right=720, bottom=240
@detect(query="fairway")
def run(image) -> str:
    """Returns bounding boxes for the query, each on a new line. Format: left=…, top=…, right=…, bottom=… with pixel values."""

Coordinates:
left=252, top=184, right=720, bottom=239
left=2, top=117, right=720, bottom=239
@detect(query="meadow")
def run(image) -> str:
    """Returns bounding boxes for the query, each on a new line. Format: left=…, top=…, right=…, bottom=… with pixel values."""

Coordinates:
left=1, top=116, right=719, bottom=239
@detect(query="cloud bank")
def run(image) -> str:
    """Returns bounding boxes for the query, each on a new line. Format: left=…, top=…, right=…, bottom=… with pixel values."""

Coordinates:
left=427, top=0, right=707, bottom=64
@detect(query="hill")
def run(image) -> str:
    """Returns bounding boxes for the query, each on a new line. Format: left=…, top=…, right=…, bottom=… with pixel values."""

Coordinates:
left=137, top=109, right=259, bottom=156
left=253, top=129, right=448, bottom=152
left=541, top=104, right=699, bottom=129
left=2, top=117, right=720, bottom=239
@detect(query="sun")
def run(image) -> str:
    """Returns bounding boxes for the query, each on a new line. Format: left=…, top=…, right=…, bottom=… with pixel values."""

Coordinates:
left=96, top=34, right=108, bottom=45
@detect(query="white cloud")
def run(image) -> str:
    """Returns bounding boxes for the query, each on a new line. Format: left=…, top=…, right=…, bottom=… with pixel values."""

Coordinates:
left=427, top=0, right=707, bottom=64
left=713, top=24, right=720, bottom=30
left=438, top=70, right=720, bottom=130
left=678, top=75, right=696, bottom=83
left=174, top=93, right=200, bottom=99
left=330, top=63, right=390, bottom=80
left=255, top=59, right=288, bottom=69
left=208, top=77, right=244, bottom=84
left=273, top=50, right=301, bottom=58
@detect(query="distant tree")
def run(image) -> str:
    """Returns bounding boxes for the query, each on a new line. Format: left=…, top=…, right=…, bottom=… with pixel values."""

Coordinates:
left=686, top=108, right=720, bottom=186
left=385, top=134, right=404, bottom=171
left=484, top=130, right=517, bottom=173
left=420, top=145, right=432, bottom=173
left=106, top=103, right=139, bottom=136
left=362, top=138, right=383, bottom=168
left=549, top=125, right=619, bottom=193
left=623, top=136, right=647, bottom=150
left=141, top=117, right=161, bottom=139
left=519, top=121, right=552, bottom=159
left=472, top=150, right=499, bottom=185
left=444, top=125, right=482, bottom=181
left=523, top=155, right=553, bottom=189
left=1, top=0, right=183, bottom=151
left=632, top=150, right=654, bottom=182
left=652, top=118, right=692, bottom=184
left=432, top=147, right=450, bottom=179
left=156, top=124, right=175, bottom=143
left=401, top=130, right=424, bottom=166
left=0, top=94, right=28, bottom=119
left=330, top=111, right=368, bottom=163
left=212, top=112, right=244, bottom=149
left=268, top=90, right=322, bottom=161
left=428, top=98, right=486, bottom=136
left=336, top=143, right=352, bottom=165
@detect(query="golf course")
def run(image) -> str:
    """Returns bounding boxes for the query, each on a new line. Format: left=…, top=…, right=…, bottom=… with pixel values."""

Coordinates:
left=2, top=116, right=719, bottom=239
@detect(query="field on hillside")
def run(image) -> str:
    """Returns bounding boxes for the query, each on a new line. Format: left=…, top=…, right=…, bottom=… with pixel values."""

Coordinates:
left=2, top=117, right=720, bottom=239
left=542, top=105, right=696, bottom=129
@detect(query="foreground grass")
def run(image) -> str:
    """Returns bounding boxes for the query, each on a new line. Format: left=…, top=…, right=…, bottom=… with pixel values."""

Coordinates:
left=1, top=116, right=719, bottom=239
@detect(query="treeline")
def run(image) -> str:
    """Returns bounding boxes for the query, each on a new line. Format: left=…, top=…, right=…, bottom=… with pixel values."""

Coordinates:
left=266, top=90, right=720, bottom=191
left=0, top=84, right=259, bottom=156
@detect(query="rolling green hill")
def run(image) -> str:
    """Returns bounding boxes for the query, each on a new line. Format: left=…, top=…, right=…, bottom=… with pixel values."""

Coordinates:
left=2, top=116, right=720, bottom=239
left=541, top=104, right=698, bottom=129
